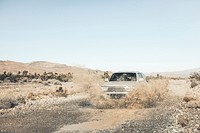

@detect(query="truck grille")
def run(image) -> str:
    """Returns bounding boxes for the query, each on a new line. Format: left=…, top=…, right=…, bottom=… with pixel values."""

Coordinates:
left=107, top=87, right=125, bottom=92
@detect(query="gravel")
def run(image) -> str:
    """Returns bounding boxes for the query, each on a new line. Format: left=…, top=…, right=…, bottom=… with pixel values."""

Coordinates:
left=0, top=93, right=91, bottom=133
left=1, top=80, right=200, bottom=133
left=96, top=97, right=183, bottom=133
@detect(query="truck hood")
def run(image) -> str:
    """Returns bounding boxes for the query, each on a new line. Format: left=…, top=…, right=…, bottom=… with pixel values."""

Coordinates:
left=102, top=81, right=137, bottom=88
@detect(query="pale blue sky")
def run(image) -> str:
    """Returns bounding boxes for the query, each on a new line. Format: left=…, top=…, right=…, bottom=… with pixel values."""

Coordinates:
left=0, top=0, right=200, bottom=72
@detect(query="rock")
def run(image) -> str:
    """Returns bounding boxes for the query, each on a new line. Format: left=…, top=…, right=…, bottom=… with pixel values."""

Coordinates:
left=43, top=81, right=50, bottom=86
left=0, top=100, right=18, bottom=109
left=3, top=77, right=11, bottom=83
left=54, top=81, right=62, bottom=86
left=183, top=96, right=196, bottom=102
left=36, top=79, right=43, bottom=83
left=31, top=79, right=39, bottom=83
left=186, top=100, right=200, bottom=108
left=177, top=115, right=189, bottom=127
left=197, top=125, right=200, bottom=131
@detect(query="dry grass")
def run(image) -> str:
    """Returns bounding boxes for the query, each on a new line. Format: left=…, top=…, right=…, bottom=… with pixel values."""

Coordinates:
left=88, top=79, right=169, bottom=109
left=122, top=79, right=169, bottom=109
left=0, top=82, right=73, bottom=110
left=51, top=87, right=68, bottom=97
left=27, top=87, right=68, bottom=100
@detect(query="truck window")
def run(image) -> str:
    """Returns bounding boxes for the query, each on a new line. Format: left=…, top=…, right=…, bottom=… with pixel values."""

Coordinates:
left=138, top=73, right=143, bottom=78
left=110, top=73, right=137, bottom=81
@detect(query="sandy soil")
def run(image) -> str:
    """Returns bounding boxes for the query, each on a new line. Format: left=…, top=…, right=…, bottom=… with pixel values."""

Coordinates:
left=167, top=79, right=190, bottom=97
left=54, top=80, right=190, bottom=133
left=0, top=79, right=193, bottom=133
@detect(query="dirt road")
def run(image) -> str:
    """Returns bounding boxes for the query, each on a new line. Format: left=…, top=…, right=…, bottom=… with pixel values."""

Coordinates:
left=167, top=79, right=190, bottom=97
left=54, top=80, right=189, bottom=133
left=0, top=80, right=190, bottom=133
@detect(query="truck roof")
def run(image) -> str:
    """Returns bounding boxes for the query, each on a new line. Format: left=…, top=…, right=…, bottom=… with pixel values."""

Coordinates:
left=114, top=71, right=142, bottom=73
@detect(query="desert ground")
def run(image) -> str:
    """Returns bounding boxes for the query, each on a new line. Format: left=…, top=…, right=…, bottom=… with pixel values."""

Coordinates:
left=0, top=61, right=200, bottom=133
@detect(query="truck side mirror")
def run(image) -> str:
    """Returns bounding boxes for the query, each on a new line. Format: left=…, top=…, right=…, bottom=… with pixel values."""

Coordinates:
left=138, top=78, right=144, bottom=82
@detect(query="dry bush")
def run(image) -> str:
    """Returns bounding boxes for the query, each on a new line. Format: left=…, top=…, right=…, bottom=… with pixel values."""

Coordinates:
left=27, top=92, right=42, bottom=100
left=191, top=80, right=198, bottom=88
left=0, top=71, right=73, bottom=83
left=190, top=72, right=200, bottom=88
left=90, top=95, right=116, bottom=109
left=0, top=88, right=26, bottom=109
left=72, top=71, right=169, bottom=109
left=27, top=92, right=36, bottom=100
left=0, top=97, right=25, bottom=109
left=183, top=96, right=196, bottom=103
left=101, top=71, right=110, bottom=79
left=185, top=80, right=200, bottom=102
left=73, top=77, right=118, bottom=109
left=51, top=87, right=68, bottom=97
left=89, top=79, right=169, bottom=109
left=121, top=79, right=168, bottom=109
left=184, top=80, right=200, bottom=108
left=177, top=115, right=189, bottom=127
left=0, top=99, right=18, bottom=109
left=190, top=72, right=200, bottom=81
left=89, top=85, right=117, bottom=109
left=27, top=87, right=68, bottom=100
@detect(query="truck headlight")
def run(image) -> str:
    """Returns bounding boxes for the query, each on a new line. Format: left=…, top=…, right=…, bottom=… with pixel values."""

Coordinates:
left=101, top=86, right=108, bottom=92
left=125, top=86, right=134, bottom=91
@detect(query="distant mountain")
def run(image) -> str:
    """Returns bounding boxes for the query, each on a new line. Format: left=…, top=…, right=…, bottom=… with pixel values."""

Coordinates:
left=149, top=68, right=200, bottom=77
left=0, top=60, right=103, bottom=75
left=0, top=60, right=199, bottom=78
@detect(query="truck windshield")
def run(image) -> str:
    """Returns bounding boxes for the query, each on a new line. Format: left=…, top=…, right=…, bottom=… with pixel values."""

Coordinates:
left=109, top=73, right=137, bottom=81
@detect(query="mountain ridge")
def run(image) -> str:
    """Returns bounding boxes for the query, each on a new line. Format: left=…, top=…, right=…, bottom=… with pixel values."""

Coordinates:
left=0, top=60, right=199, bottom=77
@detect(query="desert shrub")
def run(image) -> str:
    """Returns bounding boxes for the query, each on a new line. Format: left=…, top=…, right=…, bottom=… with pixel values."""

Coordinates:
left=43, top=81, right=50, bottom=86
left=27, top=92, right=38, bottom=100
left=0, top=71, right=73, bottom=83
left=118, top=80, right=169, bottom=109
left=52, top=87, right=68, bottom=97
left=190, top=72, right=200, bottom=88
left=183, top=96, right=196, bottom=102
left=190, top=72, right=200, bottom=81
left=191, top=80, right=198, bottom=88
left=27, top=87, right=68, bottom=100
left=89, top=79, right=169, bottom=109
left=0, top=99, right=17, bottom=109
left=0, top=97, right=25, bottom=109
left=78, top=99, right=92, bottom=107
left=54, top=81, right=62, bottom=85
left=177, top=115, right=189, bottom=127
left=102, top=71, right=110, bottom=79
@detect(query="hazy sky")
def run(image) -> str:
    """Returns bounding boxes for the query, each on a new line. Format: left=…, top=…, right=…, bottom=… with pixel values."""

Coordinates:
left=0, top=0, right=200, bottom=72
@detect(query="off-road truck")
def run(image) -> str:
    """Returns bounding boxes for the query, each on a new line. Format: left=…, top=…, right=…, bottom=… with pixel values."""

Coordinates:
left=101, top=72, right=146, bottom=98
